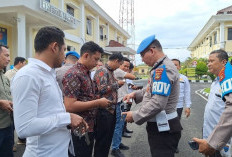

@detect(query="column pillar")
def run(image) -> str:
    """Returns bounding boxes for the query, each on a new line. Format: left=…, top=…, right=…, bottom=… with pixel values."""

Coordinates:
left=17, top=13, right=26, bottom=58
left=80, top=2, right=85, bottom=45
left=220, top=22, right=225, bottom=49
left=95, top=16, right=99, bottom=44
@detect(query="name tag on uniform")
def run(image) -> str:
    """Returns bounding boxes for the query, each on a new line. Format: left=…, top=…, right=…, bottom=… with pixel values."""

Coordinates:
left=155, top=110, right=170, bottom=132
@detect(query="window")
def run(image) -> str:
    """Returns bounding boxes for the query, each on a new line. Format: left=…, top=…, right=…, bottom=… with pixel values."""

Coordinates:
left=45, top=0, right=50, bottom=2
left=117, top=36, right=120, bottom=42
left=228, top=28, right=232, bottom=40
left=100, top=26, right=103, bottom=40
left=67, top=46, right=75, bottom=51
left=214, top=33, right=217, bottom=44
left=210, top=37, right=212, bottom=47
left=142, top=69, right=144, bottom=73
left=86, top=18, right=92, bottom=35
left=67, top=5, right=74, bottom=16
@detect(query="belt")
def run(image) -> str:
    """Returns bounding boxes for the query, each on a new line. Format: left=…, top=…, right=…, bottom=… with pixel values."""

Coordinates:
left=148, top=111, right=178, bottom=122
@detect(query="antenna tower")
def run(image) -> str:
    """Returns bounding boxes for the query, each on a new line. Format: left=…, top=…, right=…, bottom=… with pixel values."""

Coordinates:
left=119, top=0, right=135, bottom=64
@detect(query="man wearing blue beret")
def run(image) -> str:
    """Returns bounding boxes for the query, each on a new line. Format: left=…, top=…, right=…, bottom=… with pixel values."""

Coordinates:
left=56, top=51, right=80, bottom=94
left=123, top=35, right=182, bottom=157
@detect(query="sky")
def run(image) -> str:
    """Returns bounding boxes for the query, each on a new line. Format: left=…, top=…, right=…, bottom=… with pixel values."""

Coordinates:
left=94, top=0, right=232, bottom=65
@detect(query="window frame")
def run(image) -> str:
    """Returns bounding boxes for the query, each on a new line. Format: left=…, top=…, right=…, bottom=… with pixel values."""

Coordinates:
left=67, top=5, right=74, bottom=17
left=228, top=28, right=232, bottom=40
left=86, top=18, right=92, bottom=35
left=99, top=26, right=104, bottom=40
left=214, top=33, right=217, bottom=44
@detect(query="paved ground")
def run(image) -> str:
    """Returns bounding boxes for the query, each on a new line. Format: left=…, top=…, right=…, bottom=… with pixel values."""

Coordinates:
left=14, top=82, right=211, bottom=157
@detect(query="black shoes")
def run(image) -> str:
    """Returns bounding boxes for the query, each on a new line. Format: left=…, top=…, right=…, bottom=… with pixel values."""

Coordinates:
left=111, top=149, right=125, bottom=157
left=122, top=132, right=131, bottom=138
left=125, top=128, right=133, bottom=133
left=119, top=143, right=129, bottom=150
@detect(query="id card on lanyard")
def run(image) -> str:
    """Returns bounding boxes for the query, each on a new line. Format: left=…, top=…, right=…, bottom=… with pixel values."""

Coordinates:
left=156, top=110, right=170, bottom=132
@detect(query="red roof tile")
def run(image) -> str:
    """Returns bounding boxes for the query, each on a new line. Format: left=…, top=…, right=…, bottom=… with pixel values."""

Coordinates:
left=107, top=40, right=125, bottom=47
left=217, top=5, right=232, bottom=15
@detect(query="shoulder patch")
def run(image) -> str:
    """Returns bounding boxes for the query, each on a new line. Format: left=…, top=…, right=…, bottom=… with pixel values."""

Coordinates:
left=219, top=67, right=225, bottom=82
left=154, top=68, right=164, bottom=80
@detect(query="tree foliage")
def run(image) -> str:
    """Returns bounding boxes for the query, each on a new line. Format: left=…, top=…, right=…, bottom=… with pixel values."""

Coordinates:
left=195, top=61, right=208, bottom=78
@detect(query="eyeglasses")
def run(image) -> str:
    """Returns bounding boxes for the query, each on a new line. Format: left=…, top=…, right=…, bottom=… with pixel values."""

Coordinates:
left=140, top=47, right=156, bottom=57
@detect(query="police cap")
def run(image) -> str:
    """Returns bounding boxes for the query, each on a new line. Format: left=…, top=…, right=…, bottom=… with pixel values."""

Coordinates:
left=65, top=51, right=80, bottom=59
left=137, top=35, right=156, bottom=54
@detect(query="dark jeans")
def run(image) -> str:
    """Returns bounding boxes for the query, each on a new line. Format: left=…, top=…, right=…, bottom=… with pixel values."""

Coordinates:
left=94, top=108, right=116, bottom=157
left=146, top=122, right=181, bottom=157
left=70, top=131, right=95, bottom=157
left=0, top=125, right=14, bottom=157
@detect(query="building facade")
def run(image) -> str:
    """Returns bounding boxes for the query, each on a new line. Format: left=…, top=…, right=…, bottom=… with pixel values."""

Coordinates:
left=188, top=5, right=232, bottom=58
left=0, top=0, right=135, bottom=66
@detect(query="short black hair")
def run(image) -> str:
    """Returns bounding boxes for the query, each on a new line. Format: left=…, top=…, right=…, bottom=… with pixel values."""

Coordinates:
left=34, top=26, right=65, bottom=53
left=109, top=52, right=124, bottom=62
left=210, top=49, right=228, bottom=61
left=80, top=41, right=104, bottom=56
left=171, top=59, right=181, bottom=66
left=0, top=44, right=8, bottom=53
left=14, top=57, right=26, bottom=66
left=123, top=57, right=130, bottom=63
left=129, top=63, right=134, bottom=70
left=147, top=39, right=163, bottom=52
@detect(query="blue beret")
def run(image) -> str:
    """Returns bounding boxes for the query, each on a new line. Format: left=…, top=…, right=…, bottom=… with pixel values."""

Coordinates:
left=65, top=51, right=80, bottom=59
left=137, top=35, right=156, bottom=54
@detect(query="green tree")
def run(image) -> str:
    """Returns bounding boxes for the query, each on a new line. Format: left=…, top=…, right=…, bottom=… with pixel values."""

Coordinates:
left=195, top=61, right=208, bottom=79
left=179, top=68, right=187, bottom=75
left=207, top=72, right=216, bottom=80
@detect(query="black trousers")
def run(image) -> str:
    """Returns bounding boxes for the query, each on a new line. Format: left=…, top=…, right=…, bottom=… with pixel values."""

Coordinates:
left=94, top=108, right=116, bottom=157
left=146, top=120, right=182, bottom=157
left=177, top=108, right=183, bottom=119
left=209, top=151, right=222, bottom=157
left=70, top=131, right=95, bottom=157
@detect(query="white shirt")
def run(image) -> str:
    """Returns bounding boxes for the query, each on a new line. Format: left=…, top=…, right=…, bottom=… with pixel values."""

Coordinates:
left=176, top=74, right=191, bottom=108
left=114, top=68, right=128, bottom=103
left=11, top=58, right=71, bottom=157
left=203, top=77, right=225, bottom=139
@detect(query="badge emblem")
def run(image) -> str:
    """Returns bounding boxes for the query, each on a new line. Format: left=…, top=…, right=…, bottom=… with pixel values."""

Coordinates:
left=155, top=68, right=163, bottom=80
left=219, top=67, right=225, bottom=82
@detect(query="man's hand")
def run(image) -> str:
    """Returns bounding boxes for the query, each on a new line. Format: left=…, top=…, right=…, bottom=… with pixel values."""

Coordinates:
left=193, top=138, right=215, bottom=156
left=122, top=111, right=134, bottom=123
left=185, top=108, right=191, bottom=118
left=70, top=113, right=89, bottom=131
left=123, top=92, right=135, bottom=103
left=97, top=98, right=112, bottom=108
left=118, top=80, right=125, bottom=86
left=0, top=100, right=13, bottom=113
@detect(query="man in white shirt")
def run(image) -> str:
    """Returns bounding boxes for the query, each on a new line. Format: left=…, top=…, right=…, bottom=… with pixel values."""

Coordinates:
left=172, top=59, right=191, bottom=118
left=194, top=50, right=229, bottom=157
left=11, top=26, right=87, bottom=157
left=172, top=59, right=191, bottom=153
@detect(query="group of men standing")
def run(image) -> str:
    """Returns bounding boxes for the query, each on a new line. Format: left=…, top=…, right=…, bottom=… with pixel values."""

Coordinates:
left=1, top=25, right=232, bottom=157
